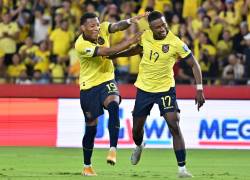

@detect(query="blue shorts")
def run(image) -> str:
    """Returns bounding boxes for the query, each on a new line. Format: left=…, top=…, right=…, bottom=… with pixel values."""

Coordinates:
left=80, top=79, right=120, bottom=122
left=132, top=87, right=180, bottom=117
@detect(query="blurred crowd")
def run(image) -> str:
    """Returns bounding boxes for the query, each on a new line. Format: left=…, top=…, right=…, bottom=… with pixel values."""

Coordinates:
left=0, top=0, right=250, bottom=85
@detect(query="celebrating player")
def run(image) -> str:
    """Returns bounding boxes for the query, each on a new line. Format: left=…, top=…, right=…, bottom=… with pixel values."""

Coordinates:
left=75, top=12, right=145, bottom=176
left=110, top=11, right=205, bottom=178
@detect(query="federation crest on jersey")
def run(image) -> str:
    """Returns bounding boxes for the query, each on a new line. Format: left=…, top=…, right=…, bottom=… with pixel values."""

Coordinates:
left=97, top=37, right=105, bottom=45
left=162, top=44, right=169, bottom=53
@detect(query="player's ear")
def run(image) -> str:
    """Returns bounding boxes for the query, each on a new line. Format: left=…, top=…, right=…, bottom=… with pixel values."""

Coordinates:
left=80, top=25, right=85, bottom=32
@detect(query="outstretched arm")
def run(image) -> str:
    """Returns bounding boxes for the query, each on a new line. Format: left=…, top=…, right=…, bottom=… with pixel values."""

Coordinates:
left=109, top=44, right=143, bottom=58
left=186, top=55, right=205, bottom=111
left=95, top=32, right=142, bottom=56
left=109, top=13, right=148, bottom=33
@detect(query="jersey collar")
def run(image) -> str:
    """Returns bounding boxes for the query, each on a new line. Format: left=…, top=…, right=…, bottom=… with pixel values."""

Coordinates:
left=82, top=33, right=97, bottom=44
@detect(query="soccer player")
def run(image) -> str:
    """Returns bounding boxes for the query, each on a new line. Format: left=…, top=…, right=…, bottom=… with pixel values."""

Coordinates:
left=75, top=12, right=146, bottom=176
left=110, top=11, right=205, bottom=178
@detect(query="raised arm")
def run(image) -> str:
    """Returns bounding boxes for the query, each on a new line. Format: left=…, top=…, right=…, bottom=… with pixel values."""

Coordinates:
left=109, top=13, right=148, bottom=33
left=186, top=55, right=205, bottom=111
left=95, top=32, right=142, bottom=56
left=109, top=44, right=143, bottom=58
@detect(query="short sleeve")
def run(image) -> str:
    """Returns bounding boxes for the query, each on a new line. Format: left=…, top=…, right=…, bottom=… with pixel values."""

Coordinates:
left=175, top=37, right=192, bottom=59
left=138, top=30, right=147, bottom=46
left=75, top=39, right=98, bottom=58
left=100, top=22, right=111, bottom=36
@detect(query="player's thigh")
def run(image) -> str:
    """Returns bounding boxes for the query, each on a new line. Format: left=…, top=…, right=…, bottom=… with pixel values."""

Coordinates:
left=132, top=88, right=154, bottom=117
left=80, top=89, right=103, bottom=123
left=100, top=79, right=121, bottom=108
left=156, top=87, right=180, bottom=116
left=163, top=111, right=181, bottom=135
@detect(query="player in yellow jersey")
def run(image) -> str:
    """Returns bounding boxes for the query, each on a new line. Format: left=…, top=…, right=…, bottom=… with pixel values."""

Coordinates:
left=110, top=11, right=205, bottom=178
left=75, top=12, right=146, bottom=176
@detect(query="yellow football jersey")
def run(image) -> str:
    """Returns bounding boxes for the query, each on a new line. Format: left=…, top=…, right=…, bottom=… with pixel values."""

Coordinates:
left=75, top=22, right=114, bottom=90
left=135, top=30, right=191, bottom=93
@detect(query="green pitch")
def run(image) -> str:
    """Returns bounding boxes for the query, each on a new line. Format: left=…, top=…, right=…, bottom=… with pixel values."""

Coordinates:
left=0, top=147, right=249, bottom=180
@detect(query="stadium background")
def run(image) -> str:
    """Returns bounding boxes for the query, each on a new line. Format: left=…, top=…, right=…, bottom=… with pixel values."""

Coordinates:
left=0, top=0, right=250, bottom=179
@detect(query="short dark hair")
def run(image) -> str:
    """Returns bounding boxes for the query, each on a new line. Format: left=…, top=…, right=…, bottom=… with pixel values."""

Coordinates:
left=80, top=13, right=97, bottom=25
left=148, top=11, right=163, bottom=23
left=202, top=15, right=211, bottom=22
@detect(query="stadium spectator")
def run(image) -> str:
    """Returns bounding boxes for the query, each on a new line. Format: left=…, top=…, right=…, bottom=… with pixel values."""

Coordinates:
left=55, top=0, right=78, bottom=32
left=201, top=15, right=223, bottom=45
left=49, top=19, right=74, bottom=58
left=0, top=11, right=20, bottom=65
left=0, top=49, right=6, bottom=83
left=218, top=0, right=241, bottom=36
left=243, top=32, right=250, bottom=84
left=33, top=40, right=50, bottom=74
left=162, top=2, right=174, bottom=25
left=232, top=21, right=249, bottom=53
left=49, top=56, right=65, bottom=83
left=170, top=14, right=181, bottom=35
left=100, top=3, right=119, bottom=22
left=222, top=53, right=245, bottom=85
left=33, top=10, right=51, bottom=44
left=190, top=7, right=206, bottom=36
left=216, top=29, right=233, bottom=64
left=7, top=54, right=26, bottom=83
left=194, top=32, right=217, bottom=84
left=15, top=69, right=31, bottom=84
left=84, top=2, right=99, bottom=15
left=19, top=37, right=39, bottom=60
left=179, top=23, right=193, bottom=47
left=53, top=10, right=64, bottom=30
left=19, top=37, right=39, bottom=76
left=16, top=9, right=32, bottom=44
left=67, top=42, right=80, bottom=83
left=243, top=0, right=250, bottom=30
left=32, top=69, right=49, bottom=84
left=182, top=0, right=200, bottom=19
left=33, top=0, right=50, bottom=13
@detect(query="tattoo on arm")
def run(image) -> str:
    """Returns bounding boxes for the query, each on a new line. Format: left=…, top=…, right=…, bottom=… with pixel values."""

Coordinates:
left=109, top=20, right=130, bottom=33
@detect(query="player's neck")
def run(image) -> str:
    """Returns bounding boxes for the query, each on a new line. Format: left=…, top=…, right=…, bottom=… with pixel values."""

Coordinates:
left=82, top=33, right=97, bottom=44
left=153, top=30, right=169, bottom=40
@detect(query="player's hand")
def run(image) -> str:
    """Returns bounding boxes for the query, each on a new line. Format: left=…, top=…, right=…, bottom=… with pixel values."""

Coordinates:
left=128, top=31, right=143, bottom=45
left=130, top=12, right=150, bottom=24
left=195, top=90, right=205, bottom=111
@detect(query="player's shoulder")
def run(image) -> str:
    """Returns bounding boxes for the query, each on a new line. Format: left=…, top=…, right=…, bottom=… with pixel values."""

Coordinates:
left=168, top=30, right=181, bottom=42
left=167, top=30, right=186, bottom=47
left=142, top=30, right=152, bottom=37
left=75, top=35, right=83, bottom=47
left=75, top=35, right=91, bottom=51
left=100, top=21, right=110, bottom=28
left=140, top=30, right=152, bottom=41
left=100, top=21, right=110, bottom=33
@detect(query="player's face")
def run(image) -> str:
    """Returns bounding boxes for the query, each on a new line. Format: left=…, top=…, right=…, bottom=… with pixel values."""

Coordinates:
left=81, top=17, right=100, bottom=40
left=149, top=17, right=168, bottom=39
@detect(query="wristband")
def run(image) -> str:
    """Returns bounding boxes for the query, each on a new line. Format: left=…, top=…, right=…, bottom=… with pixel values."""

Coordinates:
left=126, top=18, right=132, bottom=25
left=196, top=84, right=203, bottom=90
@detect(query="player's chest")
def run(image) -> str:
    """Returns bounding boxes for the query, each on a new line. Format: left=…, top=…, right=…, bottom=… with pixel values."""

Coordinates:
left=142, top=40, right=176, bottom=63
